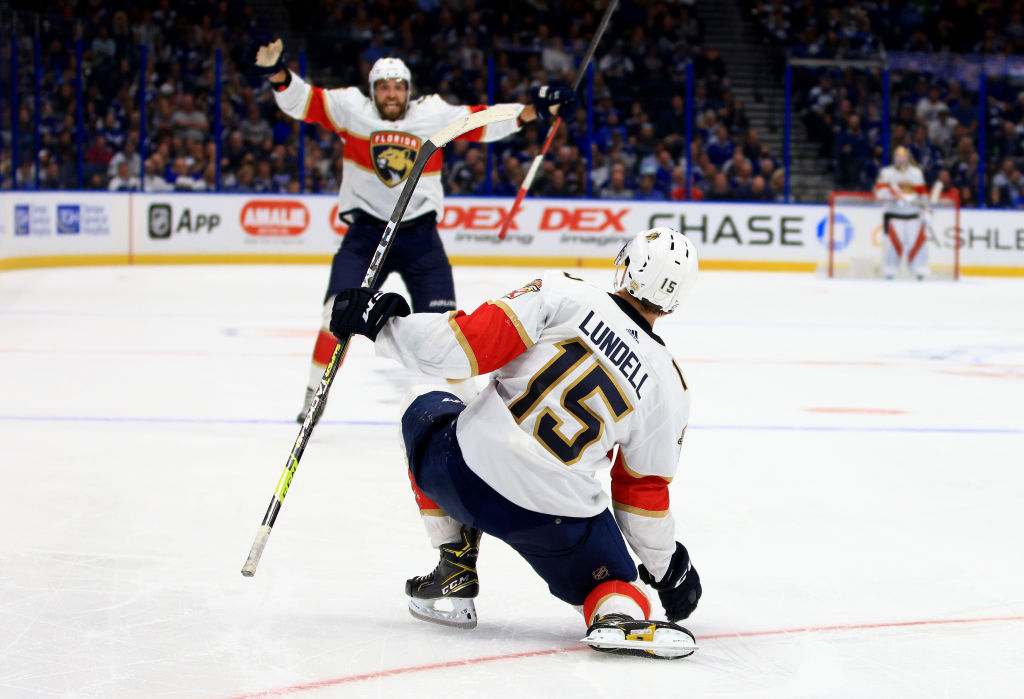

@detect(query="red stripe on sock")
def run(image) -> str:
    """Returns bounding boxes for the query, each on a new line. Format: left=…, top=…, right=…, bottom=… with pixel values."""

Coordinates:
left=408, top=469, right=441, bottom=511
left=312, top=329, right=337, bottom=367
left=583, top=580, right=651, bottom=625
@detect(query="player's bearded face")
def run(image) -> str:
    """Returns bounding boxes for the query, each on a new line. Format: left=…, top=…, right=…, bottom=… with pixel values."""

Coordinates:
left=374, top=79, right=409, bottom=121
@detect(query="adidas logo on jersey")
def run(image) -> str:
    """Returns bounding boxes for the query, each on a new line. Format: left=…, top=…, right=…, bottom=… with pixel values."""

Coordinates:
left=626, top=328, right=639, bottom=341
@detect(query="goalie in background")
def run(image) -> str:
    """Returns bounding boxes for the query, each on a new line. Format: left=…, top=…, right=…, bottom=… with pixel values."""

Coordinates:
left=873, top=145, right=931, bottom=280
left=252, top=38, right=576, bottom=425
left=330, top=228, right=703, bottom=659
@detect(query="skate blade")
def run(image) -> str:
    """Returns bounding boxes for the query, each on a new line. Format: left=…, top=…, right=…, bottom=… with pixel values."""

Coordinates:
left=581, top=627, right=698, bottom=659
left=408, top=597, right=477, bottom=629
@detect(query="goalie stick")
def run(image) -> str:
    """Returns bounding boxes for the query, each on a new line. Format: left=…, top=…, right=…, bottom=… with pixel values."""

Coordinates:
left=497, top=0, right=619, bottom=240
left=241, top=106, right=520, bottom=578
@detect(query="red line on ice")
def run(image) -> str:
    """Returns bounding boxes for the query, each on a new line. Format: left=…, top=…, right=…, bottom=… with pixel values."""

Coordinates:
left=231, top=615, right=1024, bottom=698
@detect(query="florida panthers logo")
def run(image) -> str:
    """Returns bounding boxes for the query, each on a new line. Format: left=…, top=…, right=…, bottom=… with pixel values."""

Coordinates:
left=371, top=131, right=422, bottom=186
left=504, top=278, right=543, bottom=299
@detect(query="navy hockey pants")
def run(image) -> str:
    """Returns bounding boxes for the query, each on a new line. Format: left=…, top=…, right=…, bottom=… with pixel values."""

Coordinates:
left=401, top=391, right=639, bottom=606
left=325, top=212, right=456, bottom=313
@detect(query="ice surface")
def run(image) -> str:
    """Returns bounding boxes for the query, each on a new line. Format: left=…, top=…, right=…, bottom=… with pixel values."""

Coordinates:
left=1, top=264, right=1022, bottom=698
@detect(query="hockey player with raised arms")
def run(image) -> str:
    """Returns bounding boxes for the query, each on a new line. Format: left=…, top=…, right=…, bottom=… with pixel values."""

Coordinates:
left=874, top=145, right=931, bottom=279
left=329, top=228, right=703, bottom=659
left=252, top=40, right=576, bottom=423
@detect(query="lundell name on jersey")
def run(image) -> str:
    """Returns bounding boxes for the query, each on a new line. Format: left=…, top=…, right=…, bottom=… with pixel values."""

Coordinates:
left=579, top=311, right=649, bottom=398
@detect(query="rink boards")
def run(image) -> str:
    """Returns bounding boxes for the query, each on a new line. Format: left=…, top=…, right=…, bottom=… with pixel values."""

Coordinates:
left=2, top=191, right=1023, bottom=275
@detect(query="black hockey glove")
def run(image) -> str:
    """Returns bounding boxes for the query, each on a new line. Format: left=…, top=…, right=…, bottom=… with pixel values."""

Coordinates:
left=638, top=542, right=702, bottom=622
left=252, top=37, right=286, bottom=77
left=330, top=287, right=411, bottom=342
left=530, top=85, right=577, bottom=120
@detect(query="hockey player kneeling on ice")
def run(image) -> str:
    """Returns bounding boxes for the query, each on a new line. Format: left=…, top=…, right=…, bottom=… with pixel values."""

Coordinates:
left=330, top=228, right=703, bottom=659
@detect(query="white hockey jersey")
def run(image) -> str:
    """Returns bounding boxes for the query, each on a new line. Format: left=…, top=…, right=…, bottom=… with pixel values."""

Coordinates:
left=874, top=164, right=926, bottom=215
left=376, top=272, right=690, bottom=579
left=272, top=72, right=525, bottom=221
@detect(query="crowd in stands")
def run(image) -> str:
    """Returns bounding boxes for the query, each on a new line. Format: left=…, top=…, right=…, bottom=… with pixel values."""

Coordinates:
left=0, top=0, right=773, bottom=203
left=2, top=1, right=1024, bottom=207
left=751, top=0, right=1024, bottom=207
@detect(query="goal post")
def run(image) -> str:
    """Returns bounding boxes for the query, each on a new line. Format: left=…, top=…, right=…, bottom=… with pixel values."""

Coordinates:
left=824, top=190, right=961, bottom=280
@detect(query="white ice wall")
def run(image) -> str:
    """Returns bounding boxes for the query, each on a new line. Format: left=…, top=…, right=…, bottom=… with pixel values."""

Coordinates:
left=2, top=192, right=1023, bottom=273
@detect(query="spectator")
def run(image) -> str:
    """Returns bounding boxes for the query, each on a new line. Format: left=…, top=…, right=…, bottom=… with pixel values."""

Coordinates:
left=169, top=156, right=205, bottom=191
left=91, top=26, right=116, bottom=63
left=748, top=175, right=771, bottom=202
left=705, top=172, right=733, bottom=200
left=836, top=114, right=870, bottom=189
left=143, top=155, right=173, bottom=192
left=84, top=135, right=114, bottom=167
left=172, top=94, right=209, bottom=143
left=541, top=35, right=573, bottom=77
left=538, top=167, right=573, bottom=198
left=229, top=164, right=256, bottom=192
left=252, top=160, right=275, bottom=192
left=240, top=104, right=272, bottom=146
left=988, top=183, right=1010, bottom=208
left=590, top=147, right=611, bottom=190
left=108, top=161, right=140, bottom=191
left=449, top=148, right=484, bottom=194
left=770, top=170, right=787, bottom=201
left=706, top=125, right=734, bottom=168
left=98, top=111, right=126, bottom=152
left=915, top=85, right=947, bottom=124
left=668, top=166, right=698, bottom=200
left=657, top=94, right=687, bottom=146
left=595, top=111, right=628, bottom=153
left=721, top=149, right=748, bottom=180
left=108, top=139, right=141, bottom=179
left=908, top=126, right=943, bottom=182
left=992, top=158, right=1023, bottom=201
left=927, top=107, right=958, bottom=155
left=599, top=163, right=634, bottom=199
left=635, top=163, right=667, bottom=201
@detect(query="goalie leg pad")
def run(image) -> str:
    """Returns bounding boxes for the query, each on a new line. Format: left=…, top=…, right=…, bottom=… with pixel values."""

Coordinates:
left=582, top=614, right=698, bottom=659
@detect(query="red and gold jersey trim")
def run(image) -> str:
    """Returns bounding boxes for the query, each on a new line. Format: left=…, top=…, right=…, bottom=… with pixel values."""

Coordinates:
left=610, top=451, right=671, bottom=517
left=448, top=301, right=533, bottom=376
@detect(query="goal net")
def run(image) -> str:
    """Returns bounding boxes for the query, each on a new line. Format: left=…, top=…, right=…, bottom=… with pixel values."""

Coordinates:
left=822, top=191, right=961, bottom=280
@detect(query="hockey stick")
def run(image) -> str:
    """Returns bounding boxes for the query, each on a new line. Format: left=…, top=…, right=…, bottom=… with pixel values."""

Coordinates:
left=497, top=0, right=619, bottom=240
left=241, top=106, right=520, bottom=577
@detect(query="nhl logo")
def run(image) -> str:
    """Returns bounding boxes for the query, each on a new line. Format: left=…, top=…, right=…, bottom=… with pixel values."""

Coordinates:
left=148, top=204, right=172, bottom=239
left=371, top=131, right=422, bottom=187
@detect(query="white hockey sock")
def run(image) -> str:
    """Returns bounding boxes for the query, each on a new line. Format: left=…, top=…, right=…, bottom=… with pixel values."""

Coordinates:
left=422, top=513, right=462, bottom=548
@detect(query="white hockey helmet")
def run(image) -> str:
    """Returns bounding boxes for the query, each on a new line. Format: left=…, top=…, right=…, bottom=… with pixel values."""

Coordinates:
left=369, top=57, right=411, bottom=92
left=613, top=227, right=698, bottom=313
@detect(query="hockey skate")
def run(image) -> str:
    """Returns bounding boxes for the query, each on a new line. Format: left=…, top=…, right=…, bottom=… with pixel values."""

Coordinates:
left=405, top=526, right=481, bottom=629
left=295, top=387, right=326, bottom=426
left=582, top=613, right=698, bottom=659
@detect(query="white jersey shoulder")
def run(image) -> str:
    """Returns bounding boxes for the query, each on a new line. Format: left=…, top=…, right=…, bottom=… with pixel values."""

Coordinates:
left=457, top=271, right=689, bottom=517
